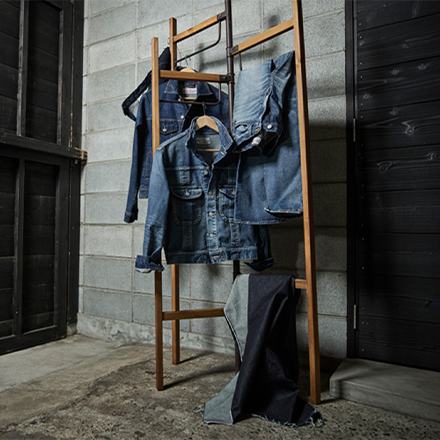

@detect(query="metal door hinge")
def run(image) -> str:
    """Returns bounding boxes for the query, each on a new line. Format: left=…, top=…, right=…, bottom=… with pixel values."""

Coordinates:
left=353, top=304, right=357, bottom=330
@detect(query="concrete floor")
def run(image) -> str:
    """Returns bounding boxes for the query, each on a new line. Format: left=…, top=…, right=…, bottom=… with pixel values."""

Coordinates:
left=0, top=335, right=439, bottom=440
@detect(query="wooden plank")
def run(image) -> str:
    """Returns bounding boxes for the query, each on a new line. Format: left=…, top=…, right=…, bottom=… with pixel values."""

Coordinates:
left=0, top=225, right=15, bottom=257
left=171, top=264, right=180, bottom=365
left=24, top=195, right=56, bottom=226
left=28, top=12, right=60, bottom=57
left=25, top=162, right=57, bottom=197
left=293, top=0, right=320, bottom=406
left=23, top=225, right=56, bottom=255
left=358, top=100, right=440, bottom=150
left=173, top=12, right=225, bottom=43
left=0, top=133, right=87, bottom=161
left=0, top=1, right=20, bottom=39
left=359, top=274, right=440, bottom=324
left=0, top=288, right=13, bottom=321
left=0, top=193, right=15, bottom=225
left=28, top=44, right=59, bottom=85
left=17, top=0, right=29, bottom=137
left=0, top=257, right=14, bottom=289
left=0, top=32, right=19, bottom=69
left=230, top=19, right=294, bottom=55
left=30, top=0, right=61, bottom=29
left=159, top=69, right=229, bottom=83
left=163, top=308, right=224, bottom=321
left=26, top=76, right=58, bottom=113
left=357, top=0, right=440, bottom=31
left=358, top=13, right=440, bottom=70
left=0, top=96, right=17, bottom=132
left=358, top=56, right=440, bottom=111
left=25, top=104, right=57, bottom=143
left=358, top=317, right=440, bottom=371
left=359, top=190, right=440, bottom=234
left=359, top=145, right=440, bottom=191
left=0, top=64, right=18, bottom=100
left=358, top=232, right=440, bottom=278
left=22, top=284, right=54, bottom=316
left=23, top=255, right=55, bottom=285
left=22, top=311, right=54, bottom=333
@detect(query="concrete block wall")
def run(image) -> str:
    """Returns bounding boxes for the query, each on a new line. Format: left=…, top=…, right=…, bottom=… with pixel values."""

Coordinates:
left=79, top=0, right=347, bottom=360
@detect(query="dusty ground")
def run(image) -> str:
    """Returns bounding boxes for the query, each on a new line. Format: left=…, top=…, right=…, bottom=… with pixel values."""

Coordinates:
left=0, top=339, right=439, bottom=440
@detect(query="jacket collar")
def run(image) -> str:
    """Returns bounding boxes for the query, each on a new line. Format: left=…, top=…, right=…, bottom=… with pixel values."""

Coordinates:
left=164, top=79, right=215, bottom=100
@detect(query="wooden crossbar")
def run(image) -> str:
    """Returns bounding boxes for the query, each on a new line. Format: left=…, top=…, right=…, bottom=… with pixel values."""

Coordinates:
left=173, top=12, right=225, bottom=43
left=230, top=19, right=294, bottom=55
left=159, top=70, right=229, bottom=83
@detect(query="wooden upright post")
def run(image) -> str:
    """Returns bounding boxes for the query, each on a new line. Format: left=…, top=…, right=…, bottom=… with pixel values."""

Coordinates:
left=292, top=0, right=321, bottom=405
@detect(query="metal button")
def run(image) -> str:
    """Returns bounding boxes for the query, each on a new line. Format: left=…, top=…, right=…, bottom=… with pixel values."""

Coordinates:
left=203, top=170, right=209, bottom=175
left=181, top=115, right=185, bottom=119
left=267, top=124, right=273, bottom=129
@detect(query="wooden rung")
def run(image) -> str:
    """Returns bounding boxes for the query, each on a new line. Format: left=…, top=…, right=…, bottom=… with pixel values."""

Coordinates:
left=173, top=12, right=226, bottom=43
left=230, top=19, right=294, bottom=55
left=159, top=70, right=229, bottom=83
left=163, top=308, right=224, bottom=321
left=295, top=278, right=307, bottom=290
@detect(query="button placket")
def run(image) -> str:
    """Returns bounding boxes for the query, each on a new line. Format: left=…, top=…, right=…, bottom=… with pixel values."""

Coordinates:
left=206, top=173, right=218, bottom=254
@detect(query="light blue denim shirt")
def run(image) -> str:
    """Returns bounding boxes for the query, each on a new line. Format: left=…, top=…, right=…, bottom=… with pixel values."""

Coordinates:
left=135, top=116, right=274, bottom=272
left=232, top=51, right=303, bottom=224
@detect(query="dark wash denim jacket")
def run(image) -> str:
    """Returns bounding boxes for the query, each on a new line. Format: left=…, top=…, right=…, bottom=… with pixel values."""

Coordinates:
left=135, top=117, right=274, bottom=272
left=124, top=80, right=229, bottom=223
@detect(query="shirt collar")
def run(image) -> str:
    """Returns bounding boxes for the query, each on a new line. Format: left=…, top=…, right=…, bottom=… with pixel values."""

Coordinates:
left=164, top=79, right=214, bottom=99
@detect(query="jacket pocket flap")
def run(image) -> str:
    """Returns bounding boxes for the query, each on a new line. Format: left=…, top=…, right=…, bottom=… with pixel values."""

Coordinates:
left=219, top=187, right=236, bottom=199
left=160, top=120, right=179, bottom=135
left=171, top=187, right=203, bottom=200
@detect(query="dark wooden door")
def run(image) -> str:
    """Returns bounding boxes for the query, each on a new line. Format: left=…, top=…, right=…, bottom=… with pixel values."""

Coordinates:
left=0, top=0, right=84, bottom=354
left=350, top=0, right=440, bottom=370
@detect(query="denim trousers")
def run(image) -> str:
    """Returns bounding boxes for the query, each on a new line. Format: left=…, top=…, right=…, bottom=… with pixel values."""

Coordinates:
left=232, top=51, right=303, bottom=224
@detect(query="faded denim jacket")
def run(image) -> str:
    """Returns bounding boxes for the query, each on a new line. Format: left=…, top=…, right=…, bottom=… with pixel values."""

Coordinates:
left=124, top=79, right=229, bottom=223
left=135, top=116, right=274, bottom=272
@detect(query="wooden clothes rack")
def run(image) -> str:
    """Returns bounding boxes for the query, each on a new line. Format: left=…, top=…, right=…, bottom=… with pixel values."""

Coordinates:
left=150, top=0, right=321, bottom=405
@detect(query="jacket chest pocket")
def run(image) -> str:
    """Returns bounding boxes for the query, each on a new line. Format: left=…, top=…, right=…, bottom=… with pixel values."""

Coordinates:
left=171, top=187, right=203, bottom=225
left=159, top=120, right=179, bottom=140
left=219, top=186, right=236, bottom=223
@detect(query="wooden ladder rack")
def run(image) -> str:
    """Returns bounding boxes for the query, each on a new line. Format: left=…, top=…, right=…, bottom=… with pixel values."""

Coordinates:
left=150, top=0, right=321, bottom=405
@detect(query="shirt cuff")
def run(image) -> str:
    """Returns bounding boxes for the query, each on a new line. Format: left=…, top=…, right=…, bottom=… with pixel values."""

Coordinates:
left=135, top=255, right=164, bottom=272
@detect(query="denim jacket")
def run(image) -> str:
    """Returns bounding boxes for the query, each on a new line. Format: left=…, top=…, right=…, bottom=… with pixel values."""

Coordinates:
left=124, top=80, right=229, bottom=223
left=135, top=116, right=274, bottom=272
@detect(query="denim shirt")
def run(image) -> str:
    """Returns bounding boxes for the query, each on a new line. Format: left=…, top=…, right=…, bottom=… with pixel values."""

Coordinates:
left=124, top=80, right=229, bottom=223
left=135, top=117, right=274, bottom=272
left=232, top=51, right=303, bottom=224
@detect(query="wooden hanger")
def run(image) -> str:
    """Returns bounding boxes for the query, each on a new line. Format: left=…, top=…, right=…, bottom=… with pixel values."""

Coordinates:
left=195, top=115, right=220, bottom=152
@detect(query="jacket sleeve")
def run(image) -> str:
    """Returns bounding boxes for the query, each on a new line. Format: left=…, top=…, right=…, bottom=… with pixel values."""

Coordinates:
left=124, top=95, right=150, bottom=223
left=135, top=149, right=169, bottom=272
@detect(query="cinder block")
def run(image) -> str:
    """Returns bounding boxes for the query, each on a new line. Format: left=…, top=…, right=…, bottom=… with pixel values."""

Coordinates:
left=83, top=225, right=132, bottom=258
left=309, top=95, right=346, bottom=141
left=306, top=52, right=346, bottom=100
left=137, top=24, right=173, bottom=61
left=132, top=294, right=190, bottom=331
left=304, top=11, right=345, bottom=58
left=84, top=193, right=127, bottom=224
left=313, top=183, right=347, bottom=227
left=89, top=3, right=136, bottom=45
left=85, top=127, right=133, bottom=163
left=133, top=263, right=192, bottom=299
left=296, top=312, right=346, bottom=358
left=88, top=65, right=135, bottom=103
left=89, top=0, right=133, bottom=16
left=138, top=0, right=192, bottom=28
left=269, top=225, right=346, bottom=272
left=297, top=270, right=347, bottom=316
left=311, top=139, right=346, bottom=183
left=263, top=0, right=344, bottom=23
left=89, top=34, right=136, bottom=73
left=85, top=160, right=131, bottom=193
left=87, top=99, right=131, bottom=132
left=189, top=299, right=231, bottom=339
left=190, top=264, right=234, bottom=304
left=83, top=256, right=132, bottom=292
left=83, top=288, right=133, bottom=322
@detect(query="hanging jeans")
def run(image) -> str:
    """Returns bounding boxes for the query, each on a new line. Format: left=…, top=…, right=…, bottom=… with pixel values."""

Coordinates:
left=232, top=51, right=303, bottom=224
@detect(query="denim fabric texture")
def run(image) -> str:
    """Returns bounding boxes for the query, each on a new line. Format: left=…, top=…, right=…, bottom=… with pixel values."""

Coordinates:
left=124, top=80, right=229, bottom=223
left=135, top=116, right=274, bottom=272
left=232, top=50, right=303, bottom=224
